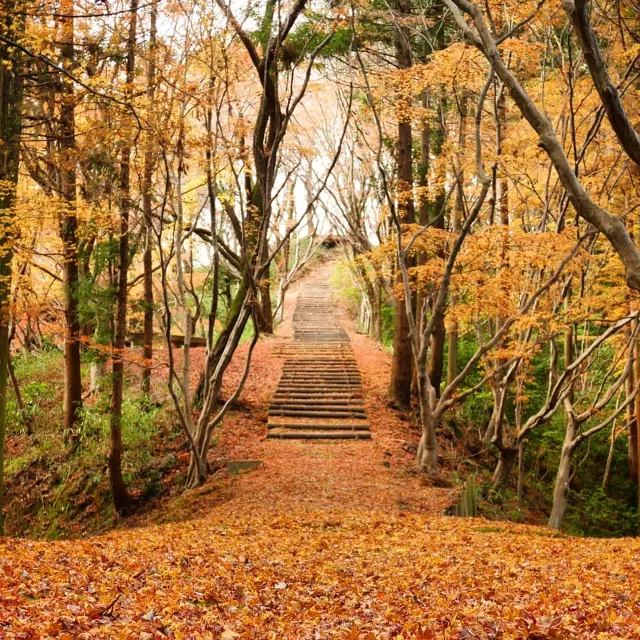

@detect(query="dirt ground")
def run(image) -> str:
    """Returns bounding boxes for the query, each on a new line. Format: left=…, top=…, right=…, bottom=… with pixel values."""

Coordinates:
left=136, top=261, right=451, bottom=526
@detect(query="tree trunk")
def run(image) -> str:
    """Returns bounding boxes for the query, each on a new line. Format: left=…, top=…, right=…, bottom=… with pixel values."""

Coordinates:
left=496, top=89, right=509, bottom=226
left=635, top=316, right=640, bottom=505
left=187, top=303, right=252, bottom=488
left=492, top=446, right=517, bottom=489
left=416, top=384, right=438, bottom=474
left=0, top=8, right=22, bottom=532
left=0, top=320, right=8, bottom=536
left=141, top=0, right=158, bottom=396
left=416, top=93, right=431, bottom=373
left=371, top=278, right=382, bottom=342
left=275, top=188, right=294, bottom=326
left=174, top=129, right=194, bottom=415
left=484, top=376, right=502, bottom=442
left=389, top=0, right=415, bottom=409
left=428, top=309, right=445, bottom=398
left=89, top=358, right=106, bottom=396
left=257, top=241, right=273, bottom=333
left=416, top=373, right=438, bottom=473
left=59, top=0, right=83, bottom=447
left=628, top=342, right=638, bottom=483
left=447, top=96, right=465, bottom=388
left=203, top=103, right=221, bottom=400
left=602, top=420, right=617, bottom=492
left=516, top=439, right=525, bottom=508
left=487, top=373, right=517, bottom=489
left=109, top=0, right=138, bottom=514
left=198, top=270, right=251, bottom=408
left=446, top=325, right=458, bottom=386
left=548, top=414, right=577, bottom=529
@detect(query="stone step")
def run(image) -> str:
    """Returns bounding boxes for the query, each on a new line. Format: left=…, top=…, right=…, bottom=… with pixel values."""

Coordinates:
left=278, top=383, right=360, bottom=394
left=281, top=369, right=360, bottom=373
left=279, top=373, right=361, bottom=378
left=278, top=379, right=362, bottom=384
left=281, top=374, right=359, bottom=378
left=268, top=277, right=370, bottom=441
left=277, top=380, right=360, bottom=384
left=282, top=364, right=359, bottom=368
left=270, top=403, right=365, bottom=411
left=273, top=391, right=363, bottom=397
left=267, top=430, right=371, bottom=440
left=276, top=383, right=361, bottom=388
left=271, top=398, right=365, bottom=406
left=269, top=409, right=367, bottom=418
left=268, top=423, right=370, bottom=431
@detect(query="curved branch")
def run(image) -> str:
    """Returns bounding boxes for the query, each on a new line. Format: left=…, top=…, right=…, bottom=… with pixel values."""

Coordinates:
left=562, top=0, right=640, bottom=166
left=443, top=0, right=640, bottom=291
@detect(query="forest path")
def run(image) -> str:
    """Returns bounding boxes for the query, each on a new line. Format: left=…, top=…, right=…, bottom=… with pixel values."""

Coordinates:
left=3, top=259, right=640, bottom=637
left=197, top=258, right=449, bottom=517
left=267, top=274, right=371, bottom=440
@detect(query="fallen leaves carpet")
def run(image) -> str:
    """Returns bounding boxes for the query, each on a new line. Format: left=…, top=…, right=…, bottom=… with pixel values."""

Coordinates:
left=2, top=510, right=639, bottom=638
left=2, top=270, right=640, bottom=638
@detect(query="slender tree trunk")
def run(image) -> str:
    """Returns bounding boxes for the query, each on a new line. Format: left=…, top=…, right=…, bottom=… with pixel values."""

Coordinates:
left=275, top=183, right=295, bottom=325
left=428, top=309, right=445, bottom=397
left=416, top=372, right=438, bottom=472
left=389, top=0, right=415, bottom=409
left=257, top=240, right=273, bottom=333
left=425, top=107, right=445, bottom=396
left=203, top=100, right=220, bottom=401
left=630, top=214, right=640, bottom=489
left=417, top=93, right=445, bottom=391
left=109, top=0, right=138, bottom=514
left=548, top=291, right=576, bottom=530
left=0, top=8, right=22, bottom=532
left=141, top=0, right=158, bottom=396
left=496, top=90, right=509, bottom=226
left=483, top=377, right=499, bottom=442
left=187, top=303, right=252, bottom=488
left=603, top=420, right=618, bottom=492
left=633, top=185, right=640, bottom=500
left=628, top=337, right=638, bottom=483
left=0, top=319, right=8, bottom=536
left=372, top=277, right=382, bottom=342
left=549, top=412, right=576, bottom=529
left=516, top=439, right=525, bottom=508
left=174, top=128, right=193, bottom=413
left=447, top=97, right=465, bottom=387
left=488, top=372, right=518, bottom=489
left=59, top=0, right=83, bottom=446
left=635, top=324, right=640, bottom=507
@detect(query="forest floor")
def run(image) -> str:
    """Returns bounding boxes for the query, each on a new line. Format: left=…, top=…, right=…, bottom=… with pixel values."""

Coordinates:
left=2, top=263, right=640, bottom=638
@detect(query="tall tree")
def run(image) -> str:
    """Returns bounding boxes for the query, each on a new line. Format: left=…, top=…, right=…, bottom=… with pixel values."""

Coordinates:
left=388, top=0, right=415, bottom=410
left=0, top=0, right=23, bottom=535
left=141, top=0, right=158, bottom=396
left=180, top=0, right=335, bottom=487
left=58, top=0, right=83, bottom=446
left=443, top=0, right=640, bottom=291
left=109, top=0, right=138, bottom=513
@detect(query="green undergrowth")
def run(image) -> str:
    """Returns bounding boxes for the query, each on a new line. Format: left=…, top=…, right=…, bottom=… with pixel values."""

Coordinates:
left=443, top=335, right=639, bottom=537
left=332, top=263, right=640, bottom=537
left=329, top=260, right=394, bottom=348
left=4, top=350, right=183, bottom=539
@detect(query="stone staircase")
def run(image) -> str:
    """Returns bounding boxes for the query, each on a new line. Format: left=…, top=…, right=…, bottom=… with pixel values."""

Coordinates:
left=267, top=282, right=371, bottom=440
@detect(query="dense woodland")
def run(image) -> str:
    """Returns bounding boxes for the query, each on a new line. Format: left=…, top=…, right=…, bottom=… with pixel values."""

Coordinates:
left=0, top=0, right=639, bottom=544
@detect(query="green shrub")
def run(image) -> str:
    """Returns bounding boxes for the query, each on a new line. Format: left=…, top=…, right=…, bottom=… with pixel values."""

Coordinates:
left=565, top=488, right=638, bottom=538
